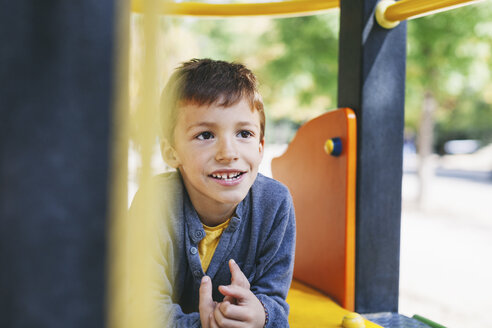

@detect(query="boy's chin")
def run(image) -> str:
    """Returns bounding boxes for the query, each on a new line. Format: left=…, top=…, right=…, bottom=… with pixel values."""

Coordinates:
left=207, top=172, right=258, bottom=205
left=214, top=189, right=249, bottom=206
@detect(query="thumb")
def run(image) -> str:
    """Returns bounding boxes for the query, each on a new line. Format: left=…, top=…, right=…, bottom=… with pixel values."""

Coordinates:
left=199, top=276, right=214, bottom=311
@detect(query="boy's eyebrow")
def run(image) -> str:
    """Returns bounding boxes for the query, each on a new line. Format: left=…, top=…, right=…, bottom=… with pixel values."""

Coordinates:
left=187, top=122, right=217, bottom=131
left=236, top=121, right=259, bottom=128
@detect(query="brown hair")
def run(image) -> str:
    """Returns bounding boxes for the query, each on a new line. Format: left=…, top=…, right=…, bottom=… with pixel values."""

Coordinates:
left=160, top=58, right=265, bottom=144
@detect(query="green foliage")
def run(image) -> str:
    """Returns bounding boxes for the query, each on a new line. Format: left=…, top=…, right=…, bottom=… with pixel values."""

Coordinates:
left=405, top=3, right=492, bottom=148
left=258, top=13, right=340, bottom=123
left=260, top=14, right=339, bottom=103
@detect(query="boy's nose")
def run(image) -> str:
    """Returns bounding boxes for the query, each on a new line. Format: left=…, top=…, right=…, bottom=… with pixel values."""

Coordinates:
left=215, top=138, right=239, bottom=163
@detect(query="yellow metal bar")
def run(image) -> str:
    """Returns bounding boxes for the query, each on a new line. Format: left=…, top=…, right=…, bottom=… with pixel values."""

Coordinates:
left=385, top=0, right=483, bottom=22
left=126, top=0, right=162, bottom=326
left=109, top=0, right=165, bottom=327
left=132, top=0, right=339, bottom=17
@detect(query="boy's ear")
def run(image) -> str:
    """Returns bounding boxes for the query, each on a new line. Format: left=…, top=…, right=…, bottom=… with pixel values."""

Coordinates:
left=259, top=138, right=265, bottom=156
left=160, top=139, right=180, bottom=168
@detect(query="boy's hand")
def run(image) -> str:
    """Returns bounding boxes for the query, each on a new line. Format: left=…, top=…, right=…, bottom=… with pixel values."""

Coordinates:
left=199, top=276, right=218, bottom=328
left=212, top=262, right=266, bottom=328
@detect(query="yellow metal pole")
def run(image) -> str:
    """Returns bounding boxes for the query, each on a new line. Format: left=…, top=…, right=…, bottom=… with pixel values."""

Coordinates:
left=376, top=0, right=484, bottom=28
left=132, top=0, right=339, bottom=17
left=109, top=0, right=164, bottom=327
left=386, top=0, right=484, bottom=21
left=126, top=0, right=162, bottom=326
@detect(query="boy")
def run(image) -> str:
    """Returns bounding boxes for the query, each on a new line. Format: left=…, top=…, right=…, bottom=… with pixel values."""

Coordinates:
left=132, top=58, right=295, bottom=327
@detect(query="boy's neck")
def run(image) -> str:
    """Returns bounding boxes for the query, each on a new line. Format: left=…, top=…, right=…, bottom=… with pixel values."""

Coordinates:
left=193, top=201, right=236, bottom=227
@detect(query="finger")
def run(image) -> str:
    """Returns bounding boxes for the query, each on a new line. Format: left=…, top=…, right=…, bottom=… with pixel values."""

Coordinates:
left=218, top=301, right=250, bottom=322
left=222, top=295, right=237, bottom=305
left=218, top=284, right=250, bottom=303
left=228, top=259, right=250, bottom=289
left=209, top=312, right=219, bottom=328
left=214, top=302, right=243, bottom=328
left=199, top=276, right=214, bottom=312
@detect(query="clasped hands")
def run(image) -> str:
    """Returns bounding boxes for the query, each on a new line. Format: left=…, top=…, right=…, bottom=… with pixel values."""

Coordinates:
left=199, top=259, right=266, bottom=328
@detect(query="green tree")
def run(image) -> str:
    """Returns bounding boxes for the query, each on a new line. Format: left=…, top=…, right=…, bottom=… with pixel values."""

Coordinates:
left=406, top=3, right=492, bottom=149
left=259, top=13, right=339, bottom=124
left=405, top=3, right=492, bottom=205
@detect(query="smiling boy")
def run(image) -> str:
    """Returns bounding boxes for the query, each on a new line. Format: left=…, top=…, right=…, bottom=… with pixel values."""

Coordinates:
left=133, top=59, right=296, bottom=327
left=168, top=98, right=263, bottom=228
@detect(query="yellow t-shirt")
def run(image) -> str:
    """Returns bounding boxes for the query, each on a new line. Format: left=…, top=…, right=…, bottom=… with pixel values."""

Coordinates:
left=198, top=218, right=231, bottom=273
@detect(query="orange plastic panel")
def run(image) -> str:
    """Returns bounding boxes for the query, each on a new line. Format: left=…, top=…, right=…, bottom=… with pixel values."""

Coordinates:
left=271, top=108, right=357, bottom=310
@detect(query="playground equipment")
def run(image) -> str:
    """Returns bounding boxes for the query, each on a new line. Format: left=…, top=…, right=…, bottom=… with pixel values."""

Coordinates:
left=116, top=1, right=486, bottom=326
left=0, top=0, right=485, bottom=327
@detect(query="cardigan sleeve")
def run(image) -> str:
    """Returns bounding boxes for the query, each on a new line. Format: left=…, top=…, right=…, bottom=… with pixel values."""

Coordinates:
left=250, top=191, right=296, bottom=328
left=150, top=241, right=202, bottom=328
left=129, top=180, right=202, bottom=328
left=149, top=225, right=201, bottom=328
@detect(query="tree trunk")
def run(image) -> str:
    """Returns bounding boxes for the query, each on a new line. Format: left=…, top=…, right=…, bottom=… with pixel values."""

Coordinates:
left=417, top=91, right=437, bottom=209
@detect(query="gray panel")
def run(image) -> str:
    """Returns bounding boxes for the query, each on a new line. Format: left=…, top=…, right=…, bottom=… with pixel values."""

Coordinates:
left=0, top=1, right=115, bottom=327
left=338, top=0, right=406, bottom=313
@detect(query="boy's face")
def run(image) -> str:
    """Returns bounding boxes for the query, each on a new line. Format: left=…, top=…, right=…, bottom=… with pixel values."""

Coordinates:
left=166, top=98, right=264, bottom=215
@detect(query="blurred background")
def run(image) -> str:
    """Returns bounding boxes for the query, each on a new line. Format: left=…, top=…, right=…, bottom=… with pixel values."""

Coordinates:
left=128, top=3, right=492, bottom=327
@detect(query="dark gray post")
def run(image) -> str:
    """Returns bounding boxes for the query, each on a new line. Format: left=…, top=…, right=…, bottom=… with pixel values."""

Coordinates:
left=338, top=0, right=407, bottom=313
left=0, top=2, right=115, bottom=327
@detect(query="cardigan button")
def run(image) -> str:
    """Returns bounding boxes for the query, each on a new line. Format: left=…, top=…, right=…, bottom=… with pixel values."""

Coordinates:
left=194, top=230, right=203, bottom=239
left=230, top=217, right=240, bottom=230
left=190, top=247, right=198, bottom=255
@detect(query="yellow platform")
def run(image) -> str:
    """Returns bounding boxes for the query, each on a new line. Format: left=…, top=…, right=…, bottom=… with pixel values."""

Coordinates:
left=288, top=280, right=382, bottom=328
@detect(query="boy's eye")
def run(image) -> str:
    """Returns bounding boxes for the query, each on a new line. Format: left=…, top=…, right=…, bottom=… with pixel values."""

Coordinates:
left=238, top=130, right=253, bottom=138
left=197, top=131, right=214, bottom=140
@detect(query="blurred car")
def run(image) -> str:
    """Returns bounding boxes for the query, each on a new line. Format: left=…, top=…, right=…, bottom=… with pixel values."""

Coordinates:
left=443, top=139, right=480, bottom=155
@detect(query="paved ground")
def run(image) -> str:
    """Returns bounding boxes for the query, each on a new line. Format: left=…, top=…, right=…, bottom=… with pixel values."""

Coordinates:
left=399, top=171, right=492, bottom=328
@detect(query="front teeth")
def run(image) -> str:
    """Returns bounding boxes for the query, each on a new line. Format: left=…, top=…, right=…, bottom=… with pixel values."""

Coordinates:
left=212, top=172, right=242, bottom=180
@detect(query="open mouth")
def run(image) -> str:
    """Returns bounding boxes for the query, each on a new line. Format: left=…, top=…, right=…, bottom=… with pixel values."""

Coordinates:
left=209, top=171, right=245, bottom=182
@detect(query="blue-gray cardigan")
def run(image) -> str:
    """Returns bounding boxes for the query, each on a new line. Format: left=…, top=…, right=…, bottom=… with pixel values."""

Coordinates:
left=130, top=172, right=296, bottom=327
